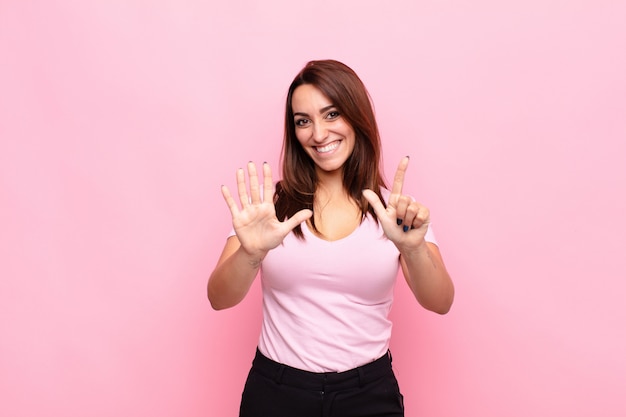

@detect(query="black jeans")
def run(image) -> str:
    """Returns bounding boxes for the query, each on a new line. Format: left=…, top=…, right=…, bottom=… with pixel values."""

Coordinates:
left=239, top=349, right=405, bottom=417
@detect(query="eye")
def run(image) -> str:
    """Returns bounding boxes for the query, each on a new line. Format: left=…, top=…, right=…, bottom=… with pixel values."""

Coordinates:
left=294, top=118, right=310, bottom=127
left=326, top=110, right=340, bottom=120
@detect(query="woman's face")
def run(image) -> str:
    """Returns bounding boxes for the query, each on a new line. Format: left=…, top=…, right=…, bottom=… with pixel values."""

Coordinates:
left=291, top=84, right=356, bottom=176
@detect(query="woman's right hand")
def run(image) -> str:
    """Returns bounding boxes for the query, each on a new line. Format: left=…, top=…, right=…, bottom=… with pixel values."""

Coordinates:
left=221, top=162, right=312, bottom=260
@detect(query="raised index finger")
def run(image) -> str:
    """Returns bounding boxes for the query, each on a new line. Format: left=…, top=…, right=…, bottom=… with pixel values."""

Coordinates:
left=391, top=156, right=410, bottom=196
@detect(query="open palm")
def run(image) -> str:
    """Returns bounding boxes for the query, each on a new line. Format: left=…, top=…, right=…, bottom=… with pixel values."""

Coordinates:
left=221, top=162, right=312, bottom=258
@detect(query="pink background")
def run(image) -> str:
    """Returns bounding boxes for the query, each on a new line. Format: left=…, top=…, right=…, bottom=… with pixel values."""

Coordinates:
left=1, top=1, right=625, bottom=416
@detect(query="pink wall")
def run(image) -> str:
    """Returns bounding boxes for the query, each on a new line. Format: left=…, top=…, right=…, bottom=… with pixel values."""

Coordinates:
left=1, top=1, right=625, bottom=416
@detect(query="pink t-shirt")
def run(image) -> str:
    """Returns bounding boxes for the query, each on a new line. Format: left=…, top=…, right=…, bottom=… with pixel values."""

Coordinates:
left=254, top=197, right=437, bottom=372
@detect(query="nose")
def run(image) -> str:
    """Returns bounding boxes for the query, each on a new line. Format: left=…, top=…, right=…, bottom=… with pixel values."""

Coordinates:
left=311, top=122, right=328, bottom=143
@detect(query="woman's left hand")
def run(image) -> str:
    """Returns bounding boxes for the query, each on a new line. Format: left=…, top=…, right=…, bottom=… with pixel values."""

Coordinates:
left=363, top=157, right=430, bottom=252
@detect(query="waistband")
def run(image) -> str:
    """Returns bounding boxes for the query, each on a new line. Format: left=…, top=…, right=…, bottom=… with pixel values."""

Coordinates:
left=251, top=349, right=395, bottom=392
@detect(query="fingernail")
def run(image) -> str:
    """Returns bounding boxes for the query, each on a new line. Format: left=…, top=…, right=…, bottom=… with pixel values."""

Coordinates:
left=405, top=155, right=410, bottom=159
left=396, top=218, right=402, bottom=225
left=403, top=225, right=409, bottom=232
left=263, top=161, right=267, bottom=164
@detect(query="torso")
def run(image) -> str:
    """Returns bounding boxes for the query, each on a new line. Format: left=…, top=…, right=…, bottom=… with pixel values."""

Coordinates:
left=255, top=187, right=438, bottom=372
left=259, top=210, right=401, bottom=372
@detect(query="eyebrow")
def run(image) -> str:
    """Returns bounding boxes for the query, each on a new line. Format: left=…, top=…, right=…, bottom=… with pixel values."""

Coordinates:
left=293, top=104, right=336, bottom=118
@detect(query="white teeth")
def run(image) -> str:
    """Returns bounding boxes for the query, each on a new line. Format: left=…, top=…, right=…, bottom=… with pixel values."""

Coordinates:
left=315, top=141, right=340, bottom=153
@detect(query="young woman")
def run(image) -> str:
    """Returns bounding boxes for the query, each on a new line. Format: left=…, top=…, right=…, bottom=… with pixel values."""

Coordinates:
left=208, top=60, right=454, bottom=417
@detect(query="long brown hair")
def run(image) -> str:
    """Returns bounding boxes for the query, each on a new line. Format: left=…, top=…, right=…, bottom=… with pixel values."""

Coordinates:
left=275, top=59, right=388, bottom=238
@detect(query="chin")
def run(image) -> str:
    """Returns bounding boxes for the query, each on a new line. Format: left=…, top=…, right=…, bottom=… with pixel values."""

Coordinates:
left=316, top=163, right=345, bottom=174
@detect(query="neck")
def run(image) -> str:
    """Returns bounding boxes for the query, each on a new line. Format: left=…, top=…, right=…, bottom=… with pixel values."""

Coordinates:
left=315, top=166, right=344, bottom=190
left=314, top=169, right=351, bottom=209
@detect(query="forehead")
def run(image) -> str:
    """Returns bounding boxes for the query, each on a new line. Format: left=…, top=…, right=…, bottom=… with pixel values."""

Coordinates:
left=291, top=84, right=333, bottom=112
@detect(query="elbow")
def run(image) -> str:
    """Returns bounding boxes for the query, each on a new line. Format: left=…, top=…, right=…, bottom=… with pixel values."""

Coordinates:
left=207, top=273, right=229, bottom=310
left=209, top=300, right=230, bottom=311
left=207, top=283, right=225, bottom=310
left=432, top=275, right=455, bottom=315
left=435, top=288, right=455, bottom=315
left=207, top=288, right=230, bottom=311
left=207, top=283, right=240, bottom=311
left=420, top=285, right=455, bottom=315
left=207, top=292, right=222, bottom=310
left=425, top=298, right=453, bottom=315
left=208, top=296, right=231, bottom=311
left=432, top=301, right=453, bottom=315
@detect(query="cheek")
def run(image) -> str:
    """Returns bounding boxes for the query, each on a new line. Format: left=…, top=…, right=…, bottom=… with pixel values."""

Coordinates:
left=295, top=129, right=308, bottom=145
left=340, top=122, right=356, bottom=141
left=344, top=128, right=356, bottom=152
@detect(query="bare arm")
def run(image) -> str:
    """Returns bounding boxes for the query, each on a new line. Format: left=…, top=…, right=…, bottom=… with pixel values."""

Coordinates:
left=207, top=236, right=263, bottom=310
left=400, top=242, right=454, bottom=314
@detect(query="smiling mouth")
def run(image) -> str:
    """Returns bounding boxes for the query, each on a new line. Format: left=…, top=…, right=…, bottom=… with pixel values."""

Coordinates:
left=314, top=140, right=340, bottom=153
